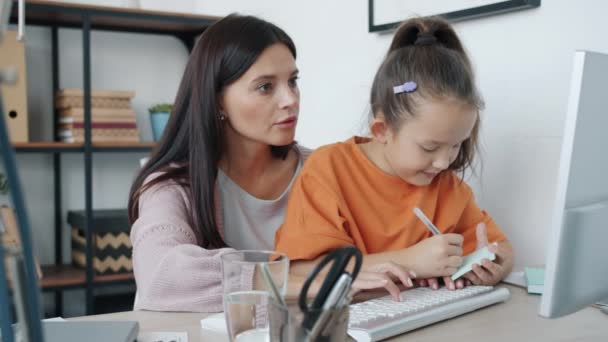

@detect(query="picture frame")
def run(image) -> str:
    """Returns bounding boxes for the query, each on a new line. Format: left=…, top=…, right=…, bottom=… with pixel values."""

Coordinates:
left=368, top=0, right=541, bottom=33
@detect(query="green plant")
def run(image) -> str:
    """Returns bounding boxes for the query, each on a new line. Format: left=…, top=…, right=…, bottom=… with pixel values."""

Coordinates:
left=0, top=172, right=8, bottom=195
left=148, top=103, right=173, bottom=114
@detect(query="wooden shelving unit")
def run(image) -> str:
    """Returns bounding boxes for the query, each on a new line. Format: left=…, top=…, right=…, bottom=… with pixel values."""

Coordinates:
left=11, top=0, right=218, bottom=50
left=14, top=141, right=156, bottom=153
left=9, top=0, right=220, bottom=316
left=40, top=265, right=134, bottom=290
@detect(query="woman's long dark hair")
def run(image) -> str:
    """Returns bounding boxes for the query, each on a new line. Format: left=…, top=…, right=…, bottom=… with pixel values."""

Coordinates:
left=128, top=14, right=296, bottom=249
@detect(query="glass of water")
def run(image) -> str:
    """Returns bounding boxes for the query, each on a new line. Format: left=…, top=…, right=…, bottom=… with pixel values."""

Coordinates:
left=221, top=250, right=289, bottom=342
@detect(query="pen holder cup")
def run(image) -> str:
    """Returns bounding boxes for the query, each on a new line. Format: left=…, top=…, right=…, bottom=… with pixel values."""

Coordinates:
left=268, top=300, right=350, bottom=342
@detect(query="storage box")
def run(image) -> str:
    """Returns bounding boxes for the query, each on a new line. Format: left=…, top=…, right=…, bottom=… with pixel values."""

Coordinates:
left=0, top=31, right=29, bottom=142
left=69, top=209, right=132, bottom=275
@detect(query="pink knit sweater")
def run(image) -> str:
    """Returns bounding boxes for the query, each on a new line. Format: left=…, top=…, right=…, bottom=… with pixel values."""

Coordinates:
left=130, top=148, right=310, bottom=312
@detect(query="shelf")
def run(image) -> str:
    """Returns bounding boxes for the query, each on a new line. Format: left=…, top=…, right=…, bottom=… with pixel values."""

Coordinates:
left=7, top=0, right=199, bottom=315
left=14, top=142, right=83, bottom=152
left=40, top=264, right=134, bottom=290
left=93, top=141, right=156, bottom=152
left=10, top=0, right=220, bottom=36
left=14, top=141, right=156, bottom=153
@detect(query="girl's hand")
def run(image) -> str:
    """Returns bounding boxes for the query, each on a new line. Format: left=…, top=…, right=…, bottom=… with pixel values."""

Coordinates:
left=351, top=262, right=417, bottom=301
left=462, top=223, right=514, bottom=286
left=406, top=233, right=464, bottom=278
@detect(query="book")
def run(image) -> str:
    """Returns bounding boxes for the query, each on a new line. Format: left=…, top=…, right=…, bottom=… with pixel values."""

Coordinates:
left=58, top=107, right=137, bottom=119
left=56, top=88, right=135, bottom=98
left=60, top=136, right=140, bottom=143
left=58, top=116, right=137, bottom=124
left=55, top=88, right=135, bottom=109
left=58, top=128, right=140, bottom=143
left=58, top=122, right=138, bottom=130
left=524, top=267, right=545, bottom=294
left=58, top=128, right=140, bottom=137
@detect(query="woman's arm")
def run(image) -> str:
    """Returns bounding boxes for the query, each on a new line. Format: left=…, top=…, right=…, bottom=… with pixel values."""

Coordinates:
left=131, top=177, right=242, bottom=312
left=286, top=252, right=422, bottom=302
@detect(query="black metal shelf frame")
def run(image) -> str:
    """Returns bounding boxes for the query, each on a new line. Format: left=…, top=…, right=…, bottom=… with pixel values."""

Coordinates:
left=8, top=0, right=217, bottom=316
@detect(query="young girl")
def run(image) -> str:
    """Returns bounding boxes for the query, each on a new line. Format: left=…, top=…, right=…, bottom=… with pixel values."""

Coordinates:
left=275, top=17, right=513, bottom=295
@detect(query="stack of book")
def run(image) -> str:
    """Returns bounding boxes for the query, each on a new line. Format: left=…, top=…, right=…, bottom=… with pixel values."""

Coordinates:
left=55, top=89, right=140, bottom=143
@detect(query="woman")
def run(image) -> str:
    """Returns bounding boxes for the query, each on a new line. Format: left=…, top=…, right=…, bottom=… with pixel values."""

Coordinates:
left=128, top=14, right=306, bottom=312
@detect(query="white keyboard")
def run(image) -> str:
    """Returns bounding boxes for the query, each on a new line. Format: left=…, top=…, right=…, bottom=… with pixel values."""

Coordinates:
left=349, top=286, right=511, bottom=341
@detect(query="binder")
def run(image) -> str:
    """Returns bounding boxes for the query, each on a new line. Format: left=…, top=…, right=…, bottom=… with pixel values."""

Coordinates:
left=0, top=30, right=29, bottom=142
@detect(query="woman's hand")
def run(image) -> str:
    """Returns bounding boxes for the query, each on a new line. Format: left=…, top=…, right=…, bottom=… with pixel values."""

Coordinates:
left=351, top=262, right=416, bottom=301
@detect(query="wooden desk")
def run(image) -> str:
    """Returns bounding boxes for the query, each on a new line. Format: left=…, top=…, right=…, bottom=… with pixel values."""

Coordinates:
left=71, top=285, right=608, bottom=341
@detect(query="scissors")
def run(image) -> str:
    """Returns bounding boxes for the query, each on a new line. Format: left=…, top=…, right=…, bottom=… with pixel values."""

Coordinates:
left=298, top=245, right=363, bottom=332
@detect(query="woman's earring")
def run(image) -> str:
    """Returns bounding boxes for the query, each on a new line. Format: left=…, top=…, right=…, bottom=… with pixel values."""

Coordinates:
left=219, top=112, right=226, bottom=121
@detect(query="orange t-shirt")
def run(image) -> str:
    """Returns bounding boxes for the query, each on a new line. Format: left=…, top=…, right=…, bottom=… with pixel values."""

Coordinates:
left=274, top=137, right=506, bottom=261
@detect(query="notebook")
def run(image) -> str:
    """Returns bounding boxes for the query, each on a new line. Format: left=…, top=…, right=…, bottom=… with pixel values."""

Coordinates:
left=43, top=321, right=138, bottom=342
left=451, top=246, right=496, bottom=280
left=524, top=267, right=545, bottom=294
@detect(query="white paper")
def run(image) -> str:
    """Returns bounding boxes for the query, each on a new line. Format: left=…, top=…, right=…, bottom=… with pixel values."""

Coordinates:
left=137, top=331, right=188, bottom=342
left=502, top=271, right=527, bottom=288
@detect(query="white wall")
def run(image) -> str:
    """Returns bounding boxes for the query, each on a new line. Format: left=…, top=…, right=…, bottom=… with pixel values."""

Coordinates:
left=5, top=0, right=608, bottom=314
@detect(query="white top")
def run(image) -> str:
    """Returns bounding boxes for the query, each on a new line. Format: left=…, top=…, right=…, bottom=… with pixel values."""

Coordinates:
left=218, top=157, right=303, bottom=250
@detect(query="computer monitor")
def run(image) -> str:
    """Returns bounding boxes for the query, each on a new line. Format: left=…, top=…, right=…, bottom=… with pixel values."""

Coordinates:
left=540, top=50, right=608, bottom=318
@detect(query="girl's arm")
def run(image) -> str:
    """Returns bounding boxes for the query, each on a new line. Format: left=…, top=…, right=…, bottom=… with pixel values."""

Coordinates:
left=287, top=232, right=465, bottom=301
left=290, top=232, right=464, bottom=280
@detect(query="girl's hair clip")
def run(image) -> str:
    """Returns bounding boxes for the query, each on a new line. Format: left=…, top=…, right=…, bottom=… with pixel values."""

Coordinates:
left=393, top=81, right=417, bottom=94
